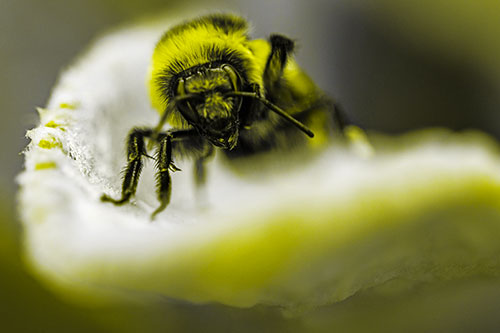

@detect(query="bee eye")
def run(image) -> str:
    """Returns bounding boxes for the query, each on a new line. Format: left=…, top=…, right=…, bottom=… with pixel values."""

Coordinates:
left=222, top=64, right=241, bottom=91
left=175, top=78, right=204, bottom=123
left=177, top=101, right=198, bottom=123
left=176, top=78, right=187, bottom=96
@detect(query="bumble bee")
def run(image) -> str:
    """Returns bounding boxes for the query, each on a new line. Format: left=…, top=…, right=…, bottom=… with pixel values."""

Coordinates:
left=101, top=13, right=348, bottom=218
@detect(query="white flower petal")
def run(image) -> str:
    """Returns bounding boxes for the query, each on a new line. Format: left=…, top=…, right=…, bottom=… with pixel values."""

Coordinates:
left=18, top=18, right=500, bottom=311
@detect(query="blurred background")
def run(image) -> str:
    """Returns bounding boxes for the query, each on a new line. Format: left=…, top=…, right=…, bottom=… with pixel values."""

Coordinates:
left=2, top=0, right=500, bottom=331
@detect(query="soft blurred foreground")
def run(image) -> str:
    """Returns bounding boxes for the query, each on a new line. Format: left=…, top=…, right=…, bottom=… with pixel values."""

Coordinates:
left=5, top=181, right=500, bottom=333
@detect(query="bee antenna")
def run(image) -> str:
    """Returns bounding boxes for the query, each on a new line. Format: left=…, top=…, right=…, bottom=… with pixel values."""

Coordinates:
left=225, top=92, right=315, bottom=138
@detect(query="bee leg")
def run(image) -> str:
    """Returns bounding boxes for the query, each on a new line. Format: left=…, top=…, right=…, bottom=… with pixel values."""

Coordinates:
left=151, top=128, right=202, bottom=219
left=194, top=145, right=214, bottom=188
left=101, top=128, right=152, bottom=205
left=263, top=34, right=294, bottom=91
left=329, top=102, right=346, bottom=132
left=151, top=134, right=174, bottom=220
left=326, top=101, right=374, bottom=155
left=314, top=97, right=348, bottom=134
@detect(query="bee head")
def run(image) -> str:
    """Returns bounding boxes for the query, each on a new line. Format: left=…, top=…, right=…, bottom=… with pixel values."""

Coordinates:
left=174, top=64, right=243, bottom=149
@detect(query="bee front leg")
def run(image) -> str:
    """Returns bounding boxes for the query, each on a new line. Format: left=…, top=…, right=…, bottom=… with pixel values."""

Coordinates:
left=151, top=133, right=175, bottom=220
left=101, top=128, right=152, bottom=205
left=150, top=129, right=200, bottom=219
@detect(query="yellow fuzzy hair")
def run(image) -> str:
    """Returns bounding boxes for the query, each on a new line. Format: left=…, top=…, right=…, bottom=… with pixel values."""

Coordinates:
left=148, top=14, right=271, bottom=128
